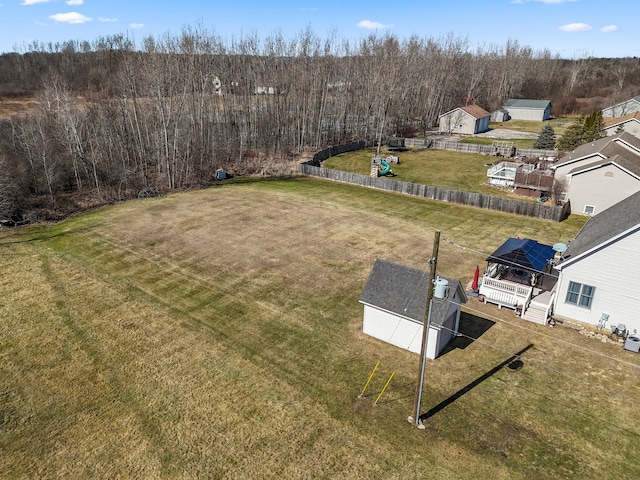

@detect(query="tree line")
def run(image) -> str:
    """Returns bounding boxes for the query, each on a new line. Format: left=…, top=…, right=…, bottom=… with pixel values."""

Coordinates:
left=1, top=27, right=639, bottom=221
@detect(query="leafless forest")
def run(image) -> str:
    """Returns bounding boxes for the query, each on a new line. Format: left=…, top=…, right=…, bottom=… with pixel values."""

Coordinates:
left=1, top=28, right=639, bottom=221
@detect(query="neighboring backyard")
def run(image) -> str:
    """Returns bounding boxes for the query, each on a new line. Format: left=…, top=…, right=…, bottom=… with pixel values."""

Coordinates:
left=323, top=118, right=578, bottom=201
left=324, top=147, right=532, bottom=199
left=3, top=177, right=638, bottom=479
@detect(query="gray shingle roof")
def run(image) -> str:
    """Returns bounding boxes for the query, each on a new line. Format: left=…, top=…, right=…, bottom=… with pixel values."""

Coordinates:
left=556, top=132, right=640, bottom=176
left=359, top=259, right=466, bottom=326
left=503, top=99, right=551, bottom=109
left=603, top=95, right=640, bottom=112
left=557, top=190, right=640, bottom=267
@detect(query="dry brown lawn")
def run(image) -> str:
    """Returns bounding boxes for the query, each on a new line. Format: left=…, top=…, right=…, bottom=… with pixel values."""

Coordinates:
left=1, top=177, right=638, bottom=479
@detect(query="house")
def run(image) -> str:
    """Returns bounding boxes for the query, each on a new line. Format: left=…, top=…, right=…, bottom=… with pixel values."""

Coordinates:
left=479, top=238, right=557, bottom=325
left=551, top=132, right=640, bottom=215
left=603, top=112, right=640, bottom=138
left=552, top=190, right=640, bottom=336
left=502, top=99, right=552, bottom=121
left=359, top=259, right=467, bottom=360
left=602, top=94, right=640, bottom=118
left=438, top=105, right=491, bottom=135
left=254, top=86, right=279, bottom=95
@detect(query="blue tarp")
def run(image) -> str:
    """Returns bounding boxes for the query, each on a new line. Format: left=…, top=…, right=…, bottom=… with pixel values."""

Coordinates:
left=486, top=238, right=555, bottom=272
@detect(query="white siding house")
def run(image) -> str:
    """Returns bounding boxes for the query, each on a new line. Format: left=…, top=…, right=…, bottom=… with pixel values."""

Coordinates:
left=359, top=259, right=467, bottom=360
left=552, top=132, right=640, bottom=215
left=553, top=191, right=640, bottom=336
left=438, top=105, right=491, bottom=135
left=602, top=95, right=640, bottom=118
left=502, top=99, right=552, bottom=121
left=603, top=112, right=640, bottom=138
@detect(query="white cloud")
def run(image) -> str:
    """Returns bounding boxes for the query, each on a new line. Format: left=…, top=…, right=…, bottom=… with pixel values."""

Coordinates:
left=99, top=17, right=118, bottom=23
left=559, top=23, right=592, bottom=32
left=49, top=12, right=93, bottom=24
left=21, top=0, right=53, bottom=5
left=600, top=24, right=618, bottom=33
left=357, top=20, right=390, bottom=30
left=129, top=23, right=144, bottom=29
left=66, top=0, right=83, bottom=5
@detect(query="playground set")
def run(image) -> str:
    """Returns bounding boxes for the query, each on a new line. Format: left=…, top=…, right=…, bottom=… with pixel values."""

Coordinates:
left=370, top=155, right=400, bottom=177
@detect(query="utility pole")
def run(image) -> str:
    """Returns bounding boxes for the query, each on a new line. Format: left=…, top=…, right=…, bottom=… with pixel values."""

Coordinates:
left=409, top=230, right=440, bottom=427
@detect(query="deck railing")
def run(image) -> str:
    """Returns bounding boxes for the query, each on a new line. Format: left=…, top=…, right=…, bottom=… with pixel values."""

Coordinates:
left=479, top=276, right=533, bottom=309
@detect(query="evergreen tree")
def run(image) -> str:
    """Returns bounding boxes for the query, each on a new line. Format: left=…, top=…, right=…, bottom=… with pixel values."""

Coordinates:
left=556, top=121, right=586, bottom=151
left=533, top=124, right=556, bottom=149
left=557, top=111, right=606, bottom=151
left=583, top=111, right=605, bottom=143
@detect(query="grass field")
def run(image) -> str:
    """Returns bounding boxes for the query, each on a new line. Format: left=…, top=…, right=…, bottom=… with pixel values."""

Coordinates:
left=324, top=148, right=534, bottom=199
left=2, top=177, right=639, bottom=479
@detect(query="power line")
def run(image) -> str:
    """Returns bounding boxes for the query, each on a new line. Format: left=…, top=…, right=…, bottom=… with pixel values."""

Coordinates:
left=430, top=291, right=640, bottom=371
left=441, top=235, right=564, bottom=281
left=437, top=323, right=640, bottom=406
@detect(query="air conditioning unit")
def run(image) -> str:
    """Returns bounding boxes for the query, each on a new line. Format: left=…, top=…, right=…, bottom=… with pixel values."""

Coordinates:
left=624, top=336, right=640, bottom=353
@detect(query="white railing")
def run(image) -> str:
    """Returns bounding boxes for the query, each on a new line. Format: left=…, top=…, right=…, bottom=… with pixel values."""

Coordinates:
left=487, top=161, right=519, bottom=177
left=479, top=276, right=533, bottom=308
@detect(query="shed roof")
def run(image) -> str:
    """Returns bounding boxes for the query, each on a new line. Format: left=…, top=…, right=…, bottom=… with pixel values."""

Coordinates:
left=486, top=238, right=555, bottom=272
left=556, top=190, right=640, bottom=268
left=503, top=99, right=551, bottom=110
left=460, top=104, right=491, bottom=119
left=438, top=104, right=490, bottom=120
left=359, top=259, right=466, bottom=326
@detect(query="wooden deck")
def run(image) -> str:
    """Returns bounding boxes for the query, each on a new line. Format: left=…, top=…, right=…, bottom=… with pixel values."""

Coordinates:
left=479, top=274, right=556, bottom=325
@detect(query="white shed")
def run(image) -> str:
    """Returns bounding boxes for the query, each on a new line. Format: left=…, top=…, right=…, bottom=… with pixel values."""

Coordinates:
left=359, top=259, right=467, bottom=360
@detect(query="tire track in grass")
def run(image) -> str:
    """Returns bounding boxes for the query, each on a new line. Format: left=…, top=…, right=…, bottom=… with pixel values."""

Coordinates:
left=37, top=249, right=182, bottom=476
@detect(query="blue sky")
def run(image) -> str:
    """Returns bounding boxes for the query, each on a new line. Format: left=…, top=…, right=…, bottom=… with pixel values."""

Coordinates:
left=1, top=0, right=638, bottom=58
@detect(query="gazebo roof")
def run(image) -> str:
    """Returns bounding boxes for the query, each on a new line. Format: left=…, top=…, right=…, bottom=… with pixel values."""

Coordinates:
left=486, top=238, right=555, bottom=272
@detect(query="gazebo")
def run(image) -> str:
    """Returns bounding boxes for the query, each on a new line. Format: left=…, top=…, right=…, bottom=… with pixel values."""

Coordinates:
left=485, top=237, right=555, bottom=286
left=479, top=238, right=556, bottom=321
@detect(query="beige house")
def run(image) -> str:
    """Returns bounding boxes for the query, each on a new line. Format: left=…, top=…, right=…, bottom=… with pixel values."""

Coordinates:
left=603, top=112, right=640, bottom=138
left=552, top=132, right=640, bottom=215
left=438, top=105, right=490, bottom=135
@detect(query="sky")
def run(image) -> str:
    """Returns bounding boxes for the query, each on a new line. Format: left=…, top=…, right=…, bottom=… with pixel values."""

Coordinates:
left=0, top=0, right=638, bottom=58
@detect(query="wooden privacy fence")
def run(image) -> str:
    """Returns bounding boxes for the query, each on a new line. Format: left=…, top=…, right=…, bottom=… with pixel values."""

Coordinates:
left=306, top=141, right=374, bottom=167
left=424, top=139, right=557, bottom=159
left=298, top=163, right=570, bottom=222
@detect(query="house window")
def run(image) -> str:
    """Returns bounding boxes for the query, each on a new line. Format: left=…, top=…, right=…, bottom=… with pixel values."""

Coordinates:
left=583, top=204, right=596, bottom=215
left=604, top=171, right=614, bottom=177
left=565, top=281, right=595, bottom=308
